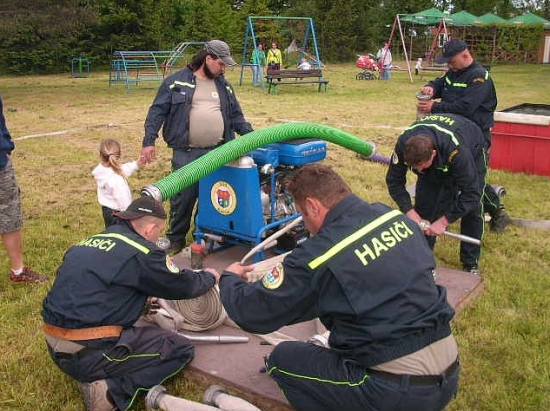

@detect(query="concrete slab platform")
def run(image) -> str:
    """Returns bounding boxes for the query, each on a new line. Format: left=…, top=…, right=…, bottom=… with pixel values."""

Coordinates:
left=171, top=246, right=483, bottom=410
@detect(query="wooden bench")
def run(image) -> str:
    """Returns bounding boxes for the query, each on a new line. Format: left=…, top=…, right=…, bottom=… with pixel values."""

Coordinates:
left=265, top=69, right=329, bottom=94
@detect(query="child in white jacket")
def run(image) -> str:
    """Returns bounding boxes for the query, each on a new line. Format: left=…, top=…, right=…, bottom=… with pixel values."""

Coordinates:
left=92, top=139, right=144, bottom=227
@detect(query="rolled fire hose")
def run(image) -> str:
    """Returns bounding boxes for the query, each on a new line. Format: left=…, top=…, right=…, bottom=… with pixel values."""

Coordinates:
left=172, top=286, right=227, bottom=332
left=142, top=122, right=376, bottom=201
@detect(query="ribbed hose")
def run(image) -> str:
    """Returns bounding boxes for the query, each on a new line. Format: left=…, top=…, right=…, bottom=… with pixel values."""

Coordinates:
left=142, top=122, right=376, bottom=201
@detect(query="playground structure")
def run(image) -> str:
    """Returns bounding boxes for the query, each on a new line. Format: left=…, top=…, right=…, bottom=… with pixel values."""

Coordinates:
left=109, top=42, right=205, bottom=91
left=71, top=56, right=91, bottom=78
left=239, top=16, right=323, bottom=88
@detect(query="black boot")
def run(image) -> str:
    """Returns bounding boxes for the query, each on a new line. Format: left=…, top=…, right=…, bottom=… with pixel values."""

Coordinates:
left=490, top=206, right=511, bottom=233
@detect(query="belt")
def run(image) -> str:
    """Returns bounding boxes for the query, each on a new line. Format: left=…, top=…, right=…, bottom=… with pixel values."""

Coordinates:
left=43, top=323, right=123, bottom=341
left=367, top=358, right=459, bottom=386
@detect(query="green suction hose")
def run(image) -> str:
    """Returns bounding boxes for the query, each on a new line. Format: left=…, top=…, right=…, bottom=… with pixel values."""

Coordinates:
left=141, top=122, right=376, bottom=202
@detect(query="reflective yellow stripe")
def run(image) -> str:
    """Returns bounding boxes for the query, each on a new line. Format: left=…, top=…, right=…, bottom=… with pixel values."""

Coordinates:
left=308, top=209, right=401, bottom=270
left=93, top=233, right=150, bottom=254
left=170, top=80, right=195, bottom=89
left=406, top=122, right=460, bottom=146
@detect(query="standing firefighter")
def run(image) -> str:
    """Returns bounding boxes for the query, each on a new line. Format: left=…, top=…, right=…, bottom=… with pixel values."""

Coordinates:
left=140, top=40, right=253, bottom=255
left=416, top=38, right=510, bottom=233
left=386, top=114, right=486, bottom=274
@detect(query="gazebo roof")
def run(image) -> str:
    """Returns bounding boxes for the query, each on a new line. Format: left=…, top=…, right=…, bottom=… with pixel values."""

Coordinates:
left=449, top=10, right=483, bottom=26
left=508, top=12, right=550, bottom=28
left=478, top=12, right=508, bottom=24
left=401, top=8, right=452, bottom=26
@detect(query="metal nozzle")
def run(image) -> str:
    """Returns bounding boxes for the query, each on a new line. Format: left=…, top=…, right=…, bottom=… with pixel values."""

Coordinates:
left=141, top=184, right=163, bottom=202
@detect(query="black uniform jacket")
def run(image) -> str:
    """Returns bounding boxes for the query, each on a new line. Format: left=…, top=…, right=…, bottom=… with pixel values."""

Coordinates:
left=220, top=194, right=455, bottom=367
left=386, top=114, right=484, bottom=223
left=42, top=220, right=216, bottom=330
left=427, top=60, right=497, bottom=133
left=142, top=66, right=253, bottom=149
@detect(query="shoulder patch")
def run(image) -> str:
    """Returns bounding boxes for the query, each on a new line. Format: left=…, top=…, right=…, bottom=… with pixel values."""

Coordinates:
left=391, top=151, right=399, bottom=165
left=448, top=149, right=459, bottom=163
left=472, top=77, right=485, bottom=84
left=261, top=263, right=285, bottom=290
left=166, top=255, right=180, bottom=273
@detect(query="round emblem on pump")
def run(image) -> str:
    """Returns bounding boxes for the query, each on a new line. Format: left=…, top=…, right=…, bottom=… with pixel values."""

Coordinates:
left=211, top=181, right=237, bottom=215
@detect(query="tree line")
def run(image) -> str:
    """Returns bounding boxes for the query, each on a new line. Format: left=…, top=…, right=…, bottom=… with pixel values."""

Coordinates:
left=0, top=0, right=547, bottom=74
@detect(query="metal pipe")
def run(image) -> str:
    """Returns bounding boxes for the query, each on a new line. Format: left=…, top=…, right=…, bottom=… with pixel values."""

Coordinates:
left=240, top=215, right=303, bottom=263
left=419, top=219, right=481, bottom=245
left=175, top=331, right=249, bottom=344
left=443, top=231, right=481, bottom=246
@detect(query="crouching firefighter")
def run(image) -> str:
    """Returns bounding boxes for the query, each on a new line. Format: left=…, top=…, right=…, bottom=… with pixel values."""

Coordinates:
left=218, top=164, right=460, bottom=411
left=41, top=196, right=220, bottom=411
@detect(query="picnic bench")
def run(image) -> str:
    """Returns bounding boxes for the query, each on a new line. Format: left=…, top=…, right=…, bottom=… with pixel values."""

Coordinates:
left=265, top=68, right=328, bottom=94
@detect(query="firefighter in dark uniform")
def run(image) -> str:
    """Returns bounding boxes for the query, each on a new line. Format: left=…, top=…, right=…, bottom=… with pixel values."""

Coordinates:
left=416, top=38, right=510, bottom=233
left=220, top=164, right=460, bottom=411
left=42, top=196, right=220, bottom=411
left=386, top=113, right=486, bottom=274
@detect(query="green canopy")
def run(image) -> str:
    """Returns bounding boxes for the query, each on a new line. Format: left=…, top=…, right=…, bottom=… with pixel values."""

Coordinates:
left=478, top=12, right=507, bottom=24
left=449, top=10, right=482, bottom=26
left=508, top=12, right=550, bottom=28
left=400, top=7, right=452, bottom=26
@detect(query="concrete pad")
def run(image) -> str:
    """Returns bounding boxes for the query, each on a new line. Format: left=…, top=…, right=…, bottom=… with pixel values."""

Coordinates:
left=171, top=246, right=483, bottom=410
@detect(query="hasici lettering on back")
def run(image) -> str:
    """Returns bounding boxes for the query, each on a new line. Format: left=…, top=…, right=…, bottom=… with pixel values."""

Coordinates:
left=354, top=220, right=414, bottom=266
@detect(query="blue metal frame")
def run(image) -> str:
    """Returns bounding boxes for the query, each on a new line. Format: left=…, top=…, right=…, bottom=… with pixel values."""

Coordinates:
left=108, top=43, right=206, bottom=91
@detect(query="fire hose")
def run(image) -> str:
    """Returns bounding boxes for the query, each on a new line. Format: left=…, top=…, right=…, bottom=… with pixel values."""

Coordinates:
left=141, top=122, right=375, bottom=201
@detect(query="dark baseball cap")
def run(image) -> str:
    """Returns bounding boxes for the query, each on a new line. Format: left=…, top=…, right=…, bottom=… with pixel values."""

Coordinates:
left=114, top=196, right=167, bottom=220
left=205, top=40, right=237, bottom=66
left=435, top=39, right=468, bottom=64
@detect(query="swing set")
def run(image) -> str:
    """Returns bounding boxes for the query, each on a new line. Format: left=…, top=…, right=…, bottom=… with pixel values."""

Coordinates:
left=239, top=16, right=323, bottom=87
left=108, top=42, right=205, bottom=91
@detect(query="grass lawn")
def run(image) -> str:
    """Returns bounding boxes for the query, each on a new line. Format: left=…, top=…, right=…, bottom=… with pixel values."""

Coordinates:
left=0, top=61, right=549, bottom=411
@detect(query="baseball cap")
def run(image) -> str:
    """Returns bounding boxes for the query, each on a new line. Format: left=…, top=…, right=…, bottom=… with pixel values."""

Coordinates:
left=205, top=40, right=237, bottom=66
left=114, top=196, right=167, bottom=220
left=435, top=39, right=468, bottom=64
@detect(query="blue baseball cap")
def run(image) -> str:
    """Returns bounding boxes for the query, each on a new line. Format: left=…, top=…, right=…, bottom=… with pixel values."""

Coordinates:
left=435, top=39, right=468, bottom=64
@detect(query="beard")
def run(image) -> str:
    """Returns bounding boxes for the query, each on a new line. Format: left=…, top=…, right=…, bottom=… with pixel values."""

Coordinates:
left=204, top=63, right=216, bottom=79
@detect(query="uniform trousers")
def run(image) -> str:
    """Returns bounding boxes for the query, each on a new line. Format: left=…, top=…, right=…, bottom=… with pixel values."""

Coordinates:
left=267, top=341, right=459, bottom=411
left=167, top=147, right=213, bottom=246
left=47, top=326, right=194, bottom=410
left=414, top=147, right=486, bottom=267
left=481, top=129, right=502, bottom=215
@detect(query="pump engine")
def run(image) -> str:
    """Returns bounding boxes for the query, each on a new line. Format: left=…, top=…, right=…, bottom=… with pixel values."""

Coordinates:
left=194, top=139, right=327, bottom=262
